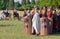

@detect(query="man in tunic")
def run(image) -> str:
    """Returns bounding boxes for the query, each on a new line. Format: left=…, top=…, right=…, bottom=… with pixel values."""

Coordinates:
left=32, top=6, right=40, bottom=36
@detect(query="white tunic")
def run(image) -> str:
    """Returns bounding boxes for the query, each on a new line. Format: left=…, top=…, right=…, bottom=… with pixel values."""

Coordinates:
left=32, top=12, right=40, bottom=34
left=1, top=13, right=6, bottom=20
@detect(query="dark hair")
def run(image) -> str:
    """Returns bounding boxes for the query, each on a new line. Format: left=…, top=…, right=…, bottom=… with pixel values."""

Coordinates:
left=28, top=10, right=31, bottom=13
left=23, top=10, right=27, bottom=17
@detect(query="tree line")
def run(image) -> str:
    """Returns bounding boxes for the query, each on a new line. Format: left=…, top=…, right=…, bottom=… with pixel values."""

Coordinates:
left=0, top=0, right=60, bottom=10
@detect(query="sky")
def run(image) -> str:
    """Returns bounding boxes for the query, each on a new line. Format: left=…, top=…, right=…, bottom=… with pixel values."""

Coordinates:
left=14, top=0, right=32, bottom=4
left=14, top=0, right=22, bottom=4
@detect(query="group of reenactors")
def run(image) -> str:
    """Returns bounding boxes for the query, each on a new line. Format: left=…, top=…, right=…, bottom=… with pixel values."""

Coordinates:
left=0, top=9, right=20, bottom=20
left=23, top=6, right=60, bottom=36
left=0, top=6, right=60, bottom=36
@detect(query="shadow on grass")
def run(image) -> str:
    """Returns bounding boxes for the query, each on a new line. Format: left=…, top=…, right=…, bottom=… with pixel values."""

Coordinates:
left=48, top=32, right=60, bottom=36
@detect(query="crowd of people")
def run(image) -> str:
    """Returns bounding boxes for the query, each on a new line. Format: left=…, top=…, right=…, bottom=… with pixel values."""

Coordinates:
left=0, top=9, right=21, bottom=20
left=0, top=6, right=60, bottom=36
left=23, top=6, right=60, bottom=36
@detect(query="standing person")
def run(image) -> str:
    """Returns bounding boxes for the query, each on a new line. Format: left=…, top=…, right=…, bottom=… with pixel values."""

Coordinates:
left=53, top=10, right=57, bottom=32
left=53, top=10, right=60, bottom=32
left=32, top=6, right=40, bottom=36
left=23, top=10, right=32, bottom=35
left=42, top=6, right=47, bottom=18
left=47, top=8, right=53, bottom=34
left=40, top=11, right=49, bottom=35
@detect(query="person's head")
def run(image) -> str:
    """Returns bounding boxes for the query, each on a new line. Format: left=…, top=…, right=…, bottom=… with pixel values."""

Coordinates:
left=34, top=6, right=37, bottom=10
left=56, top=9, right=59, bottom=14
left=34, top=6, right=36, bottom=8
left=57, top=10, right=60, bottom=14
left=39, top=7, right=43, bottom=14
left=31, top=9, right=35, bottom=16
left=38, top=10, right=40, bottom=14
left=56, top=9, right=58, bottom=12
left=42, top=10, right=47, bottom=18
left=53, top=10, right=56, bottom=14
left=59, top=10, right=60, bottom=14
left=27, top=10, right=30, bottom=13
left=28, top=10, right=31, bottom=14
left=42, top=10, right=45, bottom=15
left=49, top=6, right=52, bottom=9
left=47, top=8, right=51, bottom=12
left=42, top=9, right=47, bottom=17
left=43, top=6, right=45, bottom=10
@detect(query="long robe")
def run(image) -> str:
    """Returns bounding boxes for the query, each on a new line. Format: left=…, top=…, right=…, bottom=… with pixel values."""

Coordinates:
left=32, top=12, right=40, bottom=34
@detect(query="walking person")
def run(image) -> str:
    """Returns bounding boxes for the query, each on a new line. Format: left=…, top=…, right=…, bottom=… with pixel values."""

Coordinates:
left=32, top=6, right=40, bottom=36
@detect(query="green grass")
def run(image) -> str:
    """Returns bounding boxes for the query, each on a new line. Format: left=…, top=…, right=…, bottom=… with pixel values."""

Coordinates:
left=0, top=20, right=60, bottom=39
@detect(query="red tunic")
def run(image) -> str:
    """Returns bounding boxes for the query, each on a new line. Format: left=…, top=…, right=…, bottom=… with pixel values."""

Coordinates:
left=47, top=11, right=52, bottom=18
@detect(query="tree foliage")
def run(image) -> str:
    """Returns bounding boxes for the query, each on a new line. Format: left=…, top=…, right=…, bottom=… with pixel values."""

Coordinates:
left=20, top=0, right=60, bottom=10
left=0, top=0, right=60, bottom=10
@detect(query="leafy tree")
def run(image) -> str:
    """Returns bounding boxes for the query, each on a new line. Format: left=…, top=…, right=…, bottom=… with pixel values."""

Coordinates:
left=0, top=0, right=5, bottom=9
left=14, top=2, right=21, bottom=9
left=7, top=0, right=14, bottom=9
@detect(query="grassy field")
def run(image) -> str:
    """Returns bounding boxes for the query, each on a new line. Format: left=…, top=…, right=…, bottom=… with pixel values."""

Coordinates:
left=0, top=20, right=60, bottom=39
